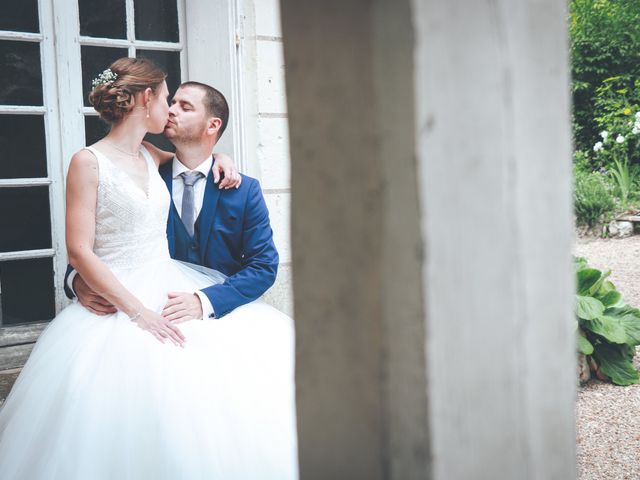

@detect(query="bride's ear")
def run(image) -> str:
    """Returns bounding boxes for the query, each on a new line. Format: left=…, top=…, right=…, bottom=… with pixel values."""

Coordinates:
left=142, top=87, right=153, bottom=107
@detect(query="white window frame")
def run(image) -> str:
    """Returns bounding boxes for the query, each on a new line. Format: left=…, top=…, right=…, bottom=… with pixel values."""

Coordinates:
left=0, top=0, right=67, bottom=363
left=0, top=0, right=244, bottom=370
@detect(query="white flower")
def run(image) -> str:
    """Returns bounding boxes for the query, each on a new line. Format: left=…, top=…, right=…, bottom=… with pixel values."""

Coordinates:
left=593, top=141, right=604, bottom=152
left=633, top=126, right=639, bottom=135
left=636, top=111, right=640, bottom=120
left=616, top=135, right=625, bottom=143
left=91, top=68, right=118, bottom=89
left=600, top=130, right=609, bottom=139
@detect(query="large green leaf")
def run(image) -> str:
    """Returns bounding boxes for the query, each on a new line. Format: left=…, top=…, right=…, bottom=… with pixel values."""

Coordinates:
left=606, top=306, right=640, bottom=346
left=577, top=268, right=602, bottom=295
left=621, top=343, right=637, bottom=361
left=606, top=304, right=640, bottom=318
left=598, top=290, right=622, bottom=307
left=586, top=315, right=628, bottom=344
left=577, top=332, right=594, bottom=355
left=588, top=270, right=611, bottom=296
left=593, top=343, right=640, bottom=385
left=598, top=280, right=617, bottom=297
left=576, top=295, right=605, bottom=320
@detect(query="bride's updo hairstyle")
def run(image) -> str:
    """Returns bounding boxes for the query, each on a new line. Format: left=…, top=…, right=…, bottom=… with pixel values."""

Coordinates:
left=89, top=57, right=166, bottom=124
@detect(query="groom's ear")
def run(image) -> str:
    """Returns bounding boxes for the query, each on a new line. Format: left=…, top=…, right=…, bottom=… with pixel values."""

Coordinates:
left=207, top=117, right=222, bottom=137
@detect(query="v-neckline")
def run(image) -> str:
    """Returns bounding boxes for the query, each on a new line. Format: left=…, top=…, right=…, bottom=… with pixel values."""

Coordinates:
left=91, top=146, right=151, bottom=199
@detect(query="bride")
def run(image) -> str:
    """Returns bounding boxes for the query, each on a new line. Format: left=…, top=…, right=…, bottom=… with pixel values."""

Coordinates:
left=0, top=58, right=298, bottom=479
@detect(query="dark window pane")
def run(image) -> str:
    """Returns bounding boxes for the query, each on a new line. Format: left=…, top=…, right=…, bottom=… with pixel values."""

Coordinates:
left=137, top=50, right=180, bottom=96
left=135, top=0, right=179, bottom=42
left=144, top=132, right=175, bottom=153
left=79, top=0, right=126, bottom=39
left=0, top=0, right=39, bottom=33
left=0, top=187, right=51, bottom=253
left=0, top=115, right=46, bottom=178
left=0, top=41, right=42, bottom=106
left=82, top=46, right=128, bottom=107
left=84, top=115, right=110, bottom=146
left=0, top=258, right=55, bottom=325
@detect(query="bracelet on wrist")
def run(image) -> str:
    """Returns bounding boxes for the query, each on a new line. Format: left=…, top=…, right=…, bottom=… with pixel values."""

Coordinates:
left=129, top=311, right=142, bottom=322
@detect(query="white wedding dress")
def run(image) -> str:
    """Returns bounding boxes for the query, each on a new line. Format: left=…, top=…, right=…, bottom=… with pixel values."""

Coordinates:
left=0, top=146, right=298, bottom=479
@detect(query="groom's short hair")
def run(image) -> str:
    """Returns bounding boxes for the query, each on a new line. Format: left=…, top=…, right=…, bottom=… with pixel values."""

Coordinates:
left=179, top=81, right=229, bottom=139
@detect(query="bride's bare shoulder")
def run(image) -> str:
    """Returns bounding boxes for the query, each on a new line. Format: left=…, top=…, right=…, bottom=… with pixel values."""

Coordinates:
left=68, top=148, right=99, bottom=183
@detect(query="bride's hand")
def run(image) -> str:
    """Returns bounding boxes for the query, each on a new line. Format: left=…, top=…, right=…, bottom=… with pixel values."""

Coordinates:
left=133, top=308, right=186, bottom=347
left=212, top=152, right=241, bottom=189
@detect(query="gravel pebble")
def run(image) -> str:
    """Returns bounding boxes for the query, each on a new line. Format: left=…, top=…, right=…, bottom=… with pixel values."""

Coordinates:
left=575, top=236, right=640, bottom=480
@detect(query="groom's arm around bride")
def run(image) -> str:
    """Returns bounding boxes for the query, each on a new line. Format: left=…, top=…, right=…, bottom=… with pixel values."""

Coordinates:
left=68, top=81, right=279, bottom=321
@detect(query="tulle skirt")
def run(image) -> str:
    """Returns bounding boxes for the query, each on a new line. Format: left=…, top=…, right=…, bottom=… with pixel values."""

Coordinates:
left=0, top=259, right=298, bottom=479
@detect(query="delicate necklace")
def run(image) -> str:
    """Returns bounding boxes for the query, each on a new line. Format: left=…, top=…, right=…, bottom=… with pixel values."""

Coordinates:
left=107, top=141, right=139, bottom=158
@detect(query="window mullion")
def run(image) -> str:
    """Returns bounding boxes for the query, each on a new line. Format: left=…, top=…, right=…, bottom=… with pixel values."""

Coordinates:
left=127, top=0, right=136, bottom=57
left=0, top=31, right=42, bottom=42
left=51, top=0, right=85, bottom=178
left=0, top=106, right=47, bottom=114
left=0, top=249, right=55, bottom=262
left=39, top=0, right=68, bottom=312
left=178, top=0, right=188, bottom=81
left=0, top=178, right=52, bottom=187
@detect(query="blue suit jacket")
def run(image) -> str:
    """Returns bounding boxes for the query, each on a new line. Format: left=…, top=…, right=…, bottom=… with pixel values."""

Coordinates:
left=159, top=161, right=279, bottom=318
left=65, top=162, right=279, bottom=318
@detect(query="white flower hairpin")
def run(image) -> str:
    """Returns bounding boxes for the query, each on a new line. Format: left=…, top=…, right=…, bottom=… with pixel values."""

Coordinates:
left=91, top=68, right=118, bottom=89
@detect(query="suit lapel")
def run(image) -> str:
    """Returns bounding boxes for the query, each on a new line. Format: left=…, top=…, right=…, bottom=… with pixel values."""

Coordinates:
left=159, top=162, right=176, bottom=255
left=198, top=168, right=221, bottom=262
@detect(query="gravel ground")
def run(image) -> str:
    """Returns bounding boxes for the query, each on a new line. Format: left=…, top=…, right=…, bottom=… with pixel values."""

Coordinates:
left=575, top=235, right=640, bottom=480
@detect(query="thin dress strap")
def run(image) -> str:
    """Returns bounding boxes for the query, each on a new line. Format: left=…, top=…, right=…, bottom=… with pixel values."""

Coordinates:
left=139, top=144, right=156, bottom=170
left=83, top=145, right=105, bottom=178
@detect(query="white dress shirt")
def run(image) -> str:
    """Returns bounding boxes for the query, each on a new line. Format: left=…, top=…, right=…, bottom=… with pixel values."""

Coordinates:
left=171, top=155, right=215, bottom=319
left=171, top=155, right=212, bottom=222
left=69, top=155, right=217, bottom=320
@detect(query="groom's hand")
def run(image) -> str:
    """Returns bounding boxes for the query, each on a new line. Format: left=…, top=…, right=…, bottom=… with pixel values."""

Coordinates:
left=162, top=292, right=203, bottom=323
left=73, top=275, right=117, bottom=315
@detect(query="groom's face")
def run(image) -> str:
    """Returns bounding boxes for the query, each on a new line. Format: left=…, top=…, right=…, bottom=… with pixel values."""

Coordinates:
left=164, top=86, right=209, bottom=144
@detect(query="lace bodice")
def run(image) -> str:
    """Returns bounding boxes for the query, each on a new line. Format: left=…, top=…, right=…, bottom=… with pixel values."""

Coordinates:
left=86, top=145, right=171, bottom=270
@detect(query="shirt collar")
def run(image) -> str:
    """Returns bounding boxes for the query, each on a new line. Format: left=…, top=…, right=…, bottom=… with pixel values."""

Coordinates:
left=172, top=155, right=213, bottom=179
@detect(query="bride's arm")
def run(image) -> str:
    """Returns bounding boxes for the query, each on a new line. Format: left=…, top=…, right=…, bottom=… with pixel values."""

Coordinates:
left=141, top=140, right=242, bottom=189
left=141, top=140, right=173, bottom=166
left=65, top=150, right=185, bottom=346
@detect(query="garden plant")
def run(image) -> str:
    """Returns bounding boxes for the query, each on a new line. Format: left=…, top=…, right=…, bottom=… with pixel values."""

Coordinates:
left=576, top=257, right=640, bottom=385
left=571, top=0, right=640, bottom=228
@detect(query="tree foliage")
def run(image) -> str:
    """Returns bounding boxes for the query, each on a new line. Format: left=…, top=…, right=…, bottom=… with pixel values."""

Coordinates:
left=570, top=0, right=640, bottom=153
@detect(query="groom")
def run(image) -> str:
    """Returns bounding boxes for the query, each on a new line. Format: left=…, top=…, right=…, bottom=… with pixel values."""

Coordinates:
left=67, top=82, right=279, bottom=321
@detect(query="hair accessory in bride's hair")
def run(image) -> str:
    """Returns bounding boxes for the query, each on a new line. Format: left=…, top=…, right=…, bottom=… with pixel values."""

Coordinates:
left=91, top=68, right=118, bottom=89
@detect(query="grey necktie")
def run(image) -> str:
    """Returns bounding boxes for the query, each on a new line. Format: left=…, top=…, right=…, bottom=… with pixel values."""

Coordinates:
left=180, top=171, right=204, bottom=237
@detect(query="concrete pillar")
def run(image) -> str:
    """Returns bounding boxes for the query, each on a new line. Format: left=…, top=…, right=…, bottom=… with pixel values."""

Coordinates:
left=281, top=0, right=575, bottom=478
left=413, top=1, right=575, bottom=478
left=282, top=1, right=429, bottom=478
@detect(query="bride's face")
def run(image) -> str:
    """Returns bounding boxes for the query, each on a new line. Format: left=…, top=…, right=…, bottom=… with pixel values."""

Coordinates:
left=147, top=81, right=170, bottom=134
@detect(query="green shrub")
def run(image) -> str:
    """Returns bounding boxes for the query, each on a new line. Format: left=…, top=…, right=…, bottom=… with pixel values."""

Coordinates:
left=570, top=0, right=640, bottom=154
left=576, top=257, right=640, bottom=385
left=574, top=168, right=617, bottom=227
